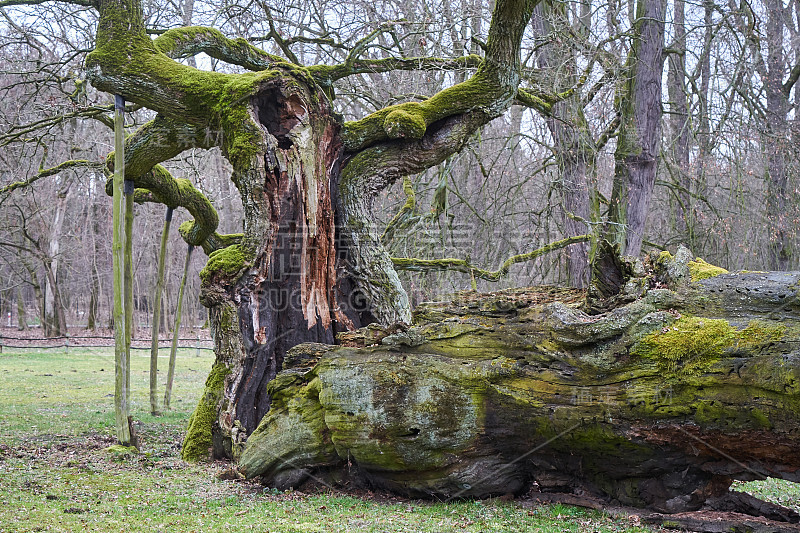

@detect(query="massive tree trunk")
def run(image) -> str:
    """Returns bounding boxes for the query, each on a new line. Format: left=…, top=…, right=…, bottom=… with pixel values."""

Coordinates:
left=238, top=264, right=800, bottom=525
left=86, top=0, right=539, bottom=461
left=183, top=77, right=363, bottom=459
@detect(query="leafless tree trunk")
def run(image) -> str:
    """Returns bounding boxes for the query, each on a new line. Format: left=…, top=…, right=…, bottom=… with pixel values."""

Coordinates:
left=41, top=182, right=71, bottom=337
left=666, top=0, right=691, bottom=240
left=764, top=0, right=792, bottom=270
left=534, top=2, right=593, bottom=287
left=607, top=0, right=664, bottom=257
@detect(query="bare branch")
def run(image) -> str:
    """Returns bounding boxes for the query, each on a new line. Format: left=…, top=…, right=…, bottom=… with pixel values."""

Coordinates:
left=0, top=106, right=119, bottom=146
left=0, top=159, right=102, bottom=197
left=392, top=235, right=591, bottom=282
left=308, top=55, right=482, bottom=88
left=0, top=0, right=95, bottom=7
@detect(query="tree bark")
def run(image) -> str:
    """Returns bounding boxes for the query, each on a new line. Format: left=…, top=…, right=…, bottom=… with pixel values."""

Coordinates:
left=239, top=270, right=800, bottom=525
left=42, top=183, right=71, bottom=338
left=608, top=0, right=664, bottom=257
left=764, top=0, right=792, bottom=270
left=16, top=287, right=27, bottom=331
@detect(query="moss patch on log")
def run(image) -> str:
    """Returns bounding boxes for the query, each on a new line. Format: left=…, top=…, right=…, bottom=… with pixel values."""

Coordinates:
left=633, top=317, right=788, bottom=378
left=688, top=257, right=728, bottom=281
left=634, top=317, right=737, bottom=376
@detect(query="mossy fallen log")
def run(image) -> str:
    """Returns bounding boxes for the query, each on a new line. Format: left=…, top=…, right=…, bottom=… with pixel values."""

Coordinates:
left=235, top=264, right=800, bottom=521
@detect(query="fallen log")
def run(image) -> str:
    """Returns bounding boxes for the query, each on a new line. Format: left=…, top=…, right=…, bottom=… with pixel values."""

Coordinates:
left=235, top=258, right=800, bottom=522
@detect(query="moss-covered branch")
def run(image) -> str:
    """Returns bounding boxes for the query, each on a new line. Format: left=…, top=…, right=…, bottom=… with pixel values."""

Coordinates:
left=87, top=0, right=276, bottom=133
left=341, top=69, right=512, bottom=151
left=392, top=234, right=590, bottom=282
left=178, top=221, right=242, bottom=255
left=103, top=115, right=220, bottom=246
left=340, top=0, right=540, bottom=151
left=514, top=87, right=553, bottom=115
left=0, top=159, right=103, bottom=197
left=153, top=26, right=284, bottom=71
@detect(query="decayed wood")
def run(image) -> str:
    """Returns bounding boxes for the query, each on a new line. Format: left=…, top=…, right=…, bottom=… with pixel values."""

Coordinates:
left=236, top=270, right=800, bottom=524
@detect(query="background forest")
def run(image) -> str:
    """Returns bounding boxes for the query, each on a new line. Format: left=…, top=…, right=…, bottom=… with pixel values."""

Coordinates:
left=1, top=0, right=797, bottom=335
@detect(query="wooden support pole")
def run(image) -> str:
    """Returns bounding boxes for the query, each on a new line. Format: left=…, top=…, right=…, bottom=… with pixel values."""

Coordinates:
left=112, top=94, right=131, bottom=445
left=149, top=206, right=173, bottom=416
left=164, top=244, right=193, bottom=410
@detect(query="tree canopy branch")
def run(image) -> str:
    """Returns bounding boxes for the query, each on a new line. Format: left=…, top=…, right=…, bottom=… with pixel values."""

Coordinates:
left=153, top=26, right=284, bottom=70
left=308, top=55, right=482, bottom=88
left=0, top=0, right=95, bottom=7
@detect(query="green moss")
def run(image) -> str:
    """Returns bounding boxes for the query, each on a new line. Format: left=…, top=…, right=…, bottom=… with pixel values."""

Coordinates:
left=181, top=362, right=230, bottom=462
left=633, top=316, right=789, bottom=379
left=199, top=244, right=248, bottom=284
left=633, top=317, right=737, bottom=376
left=749, top=408, right=772, bottom=429
left=383, top=107, right=427, bottom=139
left=736, top=320, right=786, bottom=349
left=341, top=70, right=505, bottom=151
left=688, top=257, right=728, bottom=281
left=104, top=444, right=139, bottom=455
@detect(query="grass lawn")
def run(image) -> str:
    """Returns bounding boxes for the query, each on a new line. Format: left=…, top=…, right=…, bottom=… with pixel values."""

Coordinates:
left=0, top=347, right=795, bottom=532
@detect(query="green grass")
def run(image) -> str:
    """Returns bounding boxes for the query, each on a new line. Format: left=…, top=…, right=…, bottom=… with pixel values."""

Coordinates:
left=0, top=348, right=791, bottom=532
left=734, top=478, right=800, bottom=514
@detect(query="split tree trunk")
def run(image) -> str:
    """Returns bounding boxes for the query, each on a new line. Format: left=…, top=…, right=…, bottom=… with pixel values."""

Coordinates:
left=238, top=269, right=800, bottom=524
left=182, top=78, right=372, bottom=460
left=86, top=0, right=541, bottom=463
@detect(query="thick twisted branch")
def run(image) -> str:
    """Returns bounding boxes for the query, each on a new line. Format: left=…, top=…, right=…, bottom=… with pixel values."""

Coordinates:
left=153, top=27, right=283, bottom=71
left=103, top=115, right=220, bottom=246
